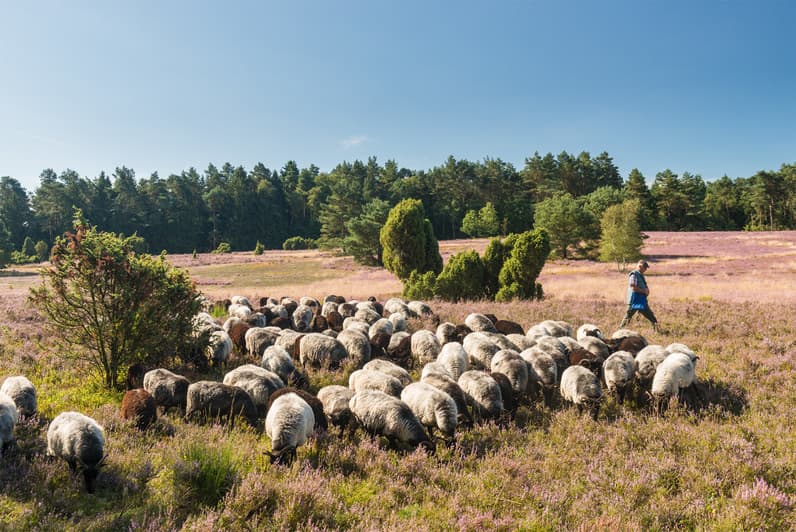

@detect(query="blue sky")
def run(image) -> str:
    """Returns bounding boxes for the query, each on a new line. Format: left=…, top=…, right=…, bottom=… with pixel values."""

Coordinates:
left=1, top=0, right=794, bottom=192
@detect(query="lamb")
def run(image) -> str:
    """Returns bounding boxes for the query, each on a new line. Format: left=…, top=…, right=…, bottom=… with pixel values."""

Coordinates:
left=363, top=358, right=413, bottom=386
left=411, top=329, right=441, bottom=365
left=462, top=333, right=501, bottom=370
left=348, top=369, right=404, bottom=397
left=635, top=344, right=668, bottom=387
left=336, top=329, right=372, bottom=368
left=651, top=352, right=697, bottom=414
left=458, top=370, right=504, bottom=423
left=317, top=385, right=356, bottom=429
left=464, top=313, right=498, bottom=333
left=207, top=330, right=233, bottom=366
left=267, top=388, right=328, bottom=432
left=602, top=351, right=635, bottom=404
left=437, top=342, right=469, bottom=381
left=265, top=392, right=315, bottom=465
left=120, top=389, right=157, bottom=430
left=560, top=365, right=603, bottom=420
left=1, top=376, right=37, bottom=417
left=0, top=392, right=19, bottom=454
left=223, top=365, right=285, bottom=417
left=491, top=350, right=529, bottom=397
left=401, top=382, right=458, bottom=440
left=576, top=323, right=604, bottom=341
left=349, top=390, right=434, bottom=452
left=299, top=333, right=348, bottom=369
left=292, top=304, right=315, bottom=332
left=421, top=373, right=473, bottom=427
left=245, top=327, right=280, bottom=357
left=519, top=347, right=558, bottom=406
left=185, top=381, right=259, bottom=427
left=46, top=412, right=105, bottom=493
left=143, top=368, right=190, bottom=413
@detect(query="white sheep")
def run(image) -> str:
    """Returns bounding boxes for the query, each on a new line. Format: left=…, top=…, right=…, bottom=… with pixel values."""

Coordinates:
left=299, top=333, right=348, bottom=369
left=635, top=344, right=668, bottom=387
left=143, top=368, right=190, bottom=413
left=245, top=327, right=280, bottom=357
left=651, top=352, right=697, bottom=414
left=421, top=373, right=473, bottom=426
left=349, top=390, right=433, bottom=451
left=363, top=359, right=412, bottom=386
left=292, top=304, right=315, bottom=332
left=321, top=301, right=338, bottom=317
left=223, top=364, right=285, bottom=417
left=437, top=342, right=469, bottom=381
left=230, top=295, right=252, bottom=308
left=401, top=382, right=458, bottom=440
left=207, top=330, right=233, bottom=366
left=576, top=323, right=604, bottom=341
left=1, top=376, right=37, bottom=417
left=560, top=365, right=603, bottom=420
left=336, top=329, right=372, bottom=368
left=348, top=369, right=403, bottom=397
left=463, top=333, right=502, bottom=370
left=368, top=318, right=394, bottom=340
left=436, top=322, right=459, bottom=345
left=611, top=328, right=642, bottom=340
left=578, top=335, right=611, bottom=360
left=384, top=297, right=411, bottom=317
left=228, top=303, right=252, bottom=320
left=557, top=336, right=582, bottom=355
left=458, top=370, right=504, bottom=422
left=276, top=329, right=304, bottom=355
left=506, top=334, right=535, bottom=351
left=407, top=300, right=433, bottom=318
left=388, top=312, right=407, bottom=333
left=478, top=331, right=521, bottom=352
left=520, top=347, right=558, bottom=405
left=464, top=313, right=497, bottom=333
left=46, top=412, right=106, bottom=493
left=317, top=385, right=355, bottom=429
left=265, top=392, right=316, bottom=465
left=540, top=319, right=573, bottom=338
left=490, top=350, right=528, bottom=396
left=0, top=391, right=19, bottom=455
left=355, top=307, right=381, bottom=325
left=261, top=345, right=297, bottom=384
left=602, top=351, right=635, bottom=404
left=665, top=343, right=697, bottom=362
left=411, top=329, right=441, bottom=365
left=343, top=318, right=371, bottom=337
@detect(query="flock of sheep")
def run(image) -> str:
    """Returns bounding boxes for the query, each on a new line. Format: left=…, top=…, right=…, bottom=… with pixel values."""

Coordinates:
left=0, top=293, right=701, bottom=493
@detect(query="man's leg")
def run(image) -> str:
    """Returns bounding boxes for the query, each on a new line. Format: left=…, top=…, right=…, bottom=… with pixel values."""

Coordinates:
left=640, top=307, right=659, bottom=331
left=619, top=307, right=636, bottom=328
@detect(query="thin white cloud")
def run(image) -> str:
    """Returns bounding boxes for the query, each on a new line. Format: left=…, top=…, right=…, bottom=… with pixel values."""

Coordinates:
left=341, top=135, right=369, bottom=149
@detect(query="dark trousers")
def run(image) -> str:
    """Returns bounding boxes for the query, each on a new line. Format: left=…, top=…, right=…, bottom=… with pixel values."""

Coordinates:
left=620, top=305, right=658, bottom=327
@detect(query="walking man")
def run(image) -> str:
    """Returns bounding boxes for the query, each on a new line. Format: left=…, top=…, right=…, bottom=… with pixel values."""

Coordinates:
left=619, top=259, right=660, bottom=332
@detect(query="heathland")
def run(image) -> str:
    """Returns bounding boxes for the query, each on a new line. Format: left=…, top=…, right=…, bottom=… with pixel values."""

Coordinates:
left=1, top=231, right=795, bottom=530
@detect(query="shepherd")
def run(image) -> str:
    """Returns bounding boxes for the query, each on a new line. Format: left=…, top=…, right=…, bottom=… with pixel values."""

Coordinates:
left=619, top=260, right=661, bottom=333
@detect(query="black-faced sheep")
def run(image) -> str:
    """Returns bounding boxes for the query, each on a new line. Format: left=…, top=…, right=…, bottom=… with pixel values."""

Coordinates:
left=349, top=390, right=434, bottom=452
left=223, top=365, right=285, bottom=417
left=185, top=381, right=259, bottom=427
left=0, top=392, right=19, bottom=454
left=560, top=365, right=602, bottom=420
left=336, top=329, right=372, bottom=368
left=602, top=351, right=635, bottom=404
left=299, top=333, right=348, bottom=369
left=265, top=392, right=315, bottom=465
left=317, top=385, right=356, bottom=429
left=411, top=329, right=441, bottom=365
left=120, top=389, right=157, bottom=430
left=227, top=320, right=252, bottom=353
left=421, top=373, right=473, bottom=427
left=490, top=350, right=528, bottom=397
left=46, top=412, right=106, bottom=493
left=143, top=368, right=190, bottom=413
left=576, top=323, right=604, bottom=341
left=245, top=327, right=280, bottom=358
left=463, top=333, right=502, bottom=370
left=651, top=352, right=697, bottom=415
left=363, top=358, right=413, bottom=387
left=207, top=330, right=233, bottom=366
left=458, top=370, right=504, bottom=423
left=464, top=313, right=498, bottom=333
left=1, top=376, right=37, bottom=417
left=437, top=342, right=469, bottom=381
left=267, top=388, right=328, bottom=432
left=520, top=347, right=558, bottom=406
left=292, top=304, right=315, bottom=332
left=634, top=344, right=668, bottom=388
left=401, top=382, right=458, bottom=440
left=348, top=369, right=404, bottom=397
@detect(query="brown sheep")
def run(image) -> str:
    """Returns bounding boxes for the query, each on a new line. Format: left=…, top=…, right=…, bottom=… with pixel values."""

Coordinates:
left=326, top=310, right=344, bottom=332
left=228, top=321, right=251, bottom=353
left=185, top=381, right=259, bottom=427
left=494, top=320, right=524, bottom=336
left=270, top=316, right=291, bottom=330
left=120, top=388, right=157, bottom=430
left=267, top=387, right=328, bottom=432
left=568, top=348, right=604, bottom=375
left=606, top=336, right=648, bottom=356
left=311, top=315, right=328, bottom=332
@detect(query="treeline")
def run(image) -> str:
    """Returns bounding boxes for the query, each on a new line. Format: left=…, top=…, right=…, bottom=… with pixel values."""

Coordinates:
left=0, top=153, right=794, bottom=260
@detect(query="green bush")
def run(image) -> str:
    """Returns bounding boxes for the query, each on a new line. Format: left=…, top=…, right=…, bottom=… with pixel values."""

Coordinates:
left=402, top=270, right=438, bottom=300
left=283, top=236, right=317, bottom=250
left=10, top=250, right=36, bottom=264
left=212, top=242, right=232, bottom=254
left=435, top=250, right=485, bottom=302
left=496, top=228, right=550, bottom=301
left=482, top=237, right=510, bottom=299
left=381, top=199, right=441, bottom=280
left=253, top=240, right=264, bottom=255
left=34, top=240, right=49, bottom=262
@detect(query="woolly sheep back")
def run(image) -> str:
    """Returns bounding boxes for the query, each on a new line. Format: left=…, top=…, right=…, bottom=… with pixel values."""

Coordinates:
left=401, top=382, right=458, bottom=438
left=265, top=392, right=315, bottom=464
left=46, top=411, right=105, bottom=493
left=1, top=376, right=37, bottom=417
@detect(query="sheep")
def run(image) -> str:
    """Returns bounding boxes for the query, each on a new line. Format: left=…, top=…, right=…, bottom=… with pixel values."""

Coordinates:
left=126, top=364, right=145, bottom=391
left=336, top=329, right=372, bottom=368
left=46, top=412, right=105, bottom=493
left=207, top=330, right=233, bottom=366
left=246, top=312, right=268, bottom=328
left=491, top=373, right=518, bottom=416
left=436, top=322, right=458, bottom=345
left=576, top=323, right=604, bottom=341
left=185, top=381, right=259, bottom=427
left=292, top=304, right=315, bottom=332
left=245, top=327, right=280, bottom=358
left=557, top=336, right=582, bottom=355
left=462, top=333, right=501, bottom=370
left=321, top=301, right=338, bottom=317
left=265, top=392, right=315, bottom=465
left=120, top=389, right=157, bottom=430
left=143, top=368, right=190, bottom=413
left=384, top=297, right=411, bottom=317
left=280, top=297, right=299, bottom=315
left=526, top=322, right=552, bottom=340
left=540, top=320, right=573, bottom=338
left=386, top=332, right=412, bottom=366
left=355, top=307, right=381, bottom=325
left=421, top=362, right=453, bottom=380
left=560, top=365, right=603, bottom=420
left=602, top=351, right=636, bottom=404
left=421, top=373, right=473, bottom=427
left=665, top=343, right=697, bottom=362
left=611, top=328, right=642, bottom=340
left=458, top=370, right=504, bottom=423
left=300, top=296, right=320, bottom=313
left=311, top=314, right=328, bottom=332
left=1, top=376, right=37, bottom=417
left=401, top=382, right=458, bottom=440
left=223, top=365, right=285, bottom=417
left=370, top=332, right=391, bottom=354
left=227, top=320, right=251, bottom=352
left=635, top=344, right=669, bottom=387
left=193, top=312, right=222, bottom=335
left=606, top=335, right=648, bottom=355
left=363, top=358, right=413, bottom=386
left=366, top=296, right=384, bottom=316
left=348, top=369, right=404, bottom=397
left=437, top=342, right=469, bottom=381
left=579, top=335, right=611, bottom=361
left=230, top=295, right=252, bottom=308
left=464, top=313, right=498, bottom=333
left=407, top=300, right=433, bottom=318
left=478, top=331, right=521, bottom=352
left=388, top=312, right=407, bottom=333
left=223, top=316, right=244, bottom=334
left=355, top=300, right=378, bottom=313
left=0, top=392, right=19, bottom=454
left=531, top=337, right=569, bottom=379
left=267, top=388, right=328, bottom=432
left=494, top=319, right=524, bottom=336
left=411, top=329, right=441, bottom=365
left=276, top=330, right=304, bottom=358
left=506, top=334, right=535, bottom=351
left=261, top=345, right=297, bottom=384
left=338, top=302, right=357, bottom=318
left=490, top=350, right=529, bottom=397
left=228, top=303, right=252, bottom=320
left=317, top=385, right=356, bottom=429
left=369, top=318, right=394, bottom=341
left=651, top=352, right=698, bottom=414
left=520, top=347, right=558, bottom=406
left=299, top=333, right=348, bottom=369
left=349, top=390, right=434, bottom=452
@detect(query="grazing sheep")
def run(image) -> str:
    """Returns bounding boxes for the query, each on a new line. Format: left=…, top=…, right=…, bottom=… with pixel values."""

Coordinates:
left=227, top=320, right=252, bottom=352
left=280, top=297, right=299, bottom=315
left=576, top=323, right=604, bottom=341
left=421, top=362, right=453, bottom=380
left=478, top=331, right=521, bottom=352
left=506, top=334, right=535, bottom=351
left=602, top=351, right=635, bottom=404
left=370, top=332, right=391, bottom=353
left=557, top=336, right=582, bottom=354
left=245, top=327, right=280, bottom=358
left=384, top=297, right=411, bottom=317
left=568, top=348, right=604, bottom=375
left=193, top=312, right=222, bottom=333
left=437, top=342, right=469, bottom=381
left=228, top=303, right=253, bottom=320
left=651, top=352, right=697, bottom=414
left=265, top=392, right=315, bottom=465
left=462, top=333, right=501, bottom=370
left=0, top=392, right=19, bottom=454
left=464, top=313, right=498, bottom=333
left=261, top=345, right=297, bottom=383
left=349, top=369, right=404, bottom=397
left=223, top=316, right=244, bottom=334
left=494, top=319, right=524, bottom=336
left=46, top=412, right=105, bottom=493
left=579, top=336, right=611, bottom=360
left=267, top=388, right=328, bottom=432
left=490, top=350, right=529, bottom=396
left=207, top=330, right=233, bottom=366
left=665, top=343, right=697, bottom=362
left=245, top=312, right=268, bottom=328
left=1, top=376, right=37, bottom=417
left=606, top=335, right=648, bottom=355
left=611, top=328, right=642, bottom=340
left=230, top=295, right=252, bottom=308
left=120, top=389, right=157, bottom=430
left=343, top=318, right=371, bottom=338
left=407, top=300, right=433, bottom=318
left=355, top=307, right=381, bottom=325
left=520, top=347, right=558, bottom=405
left=311, top=315, right=328, bottom=332
left=388, top=312, right=407, bottom=333
left=491, top=373, right=517, bottom=415
left=143, top=369, right=190, bottom=413
left=185, top=381, right=259, bottom=427
left=299, top=333, right=348, bottom=369
left=276, top=330, right=304, bottom=358
left=364, top=358, right=413, bottom=386
left=421, top=373, right=473, bottom=427
left=387, top=332, right=412, bottom=364
left=338, top=302, right=357, bottom=318
left=349, top=390, right=434, bottom=451
left=532, top=338, right=569, bottom=379
left=635, top=344, right=668, bottom=387
left=436, top=322, right=458, bottom=345
left=411, top=329, right=441, bottom=365
left=560, top=366, right=603, bottom=420
left=401, top=382, right=458, bottom=440
left=321, top=301, right=338, bottom=317
left=317, top=385, right=356, bottom=429
left=292, top=304, right=315, bottom=332
left=125, top=364, right=145, bottom=391
left=526, top=323, right=552, bottom=340
left=300, top=296, right=320, bottom=312
left=540, top=320, right=573, bottom=338
left=458, top=370, right=504, bottom=422
left=369, top=318, right=394, bottom=340
left=336, top=329, right=372, bottom=368
left=223, top=365, right=285, bottom=417
left=366, top=297, right=384, bottom=316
